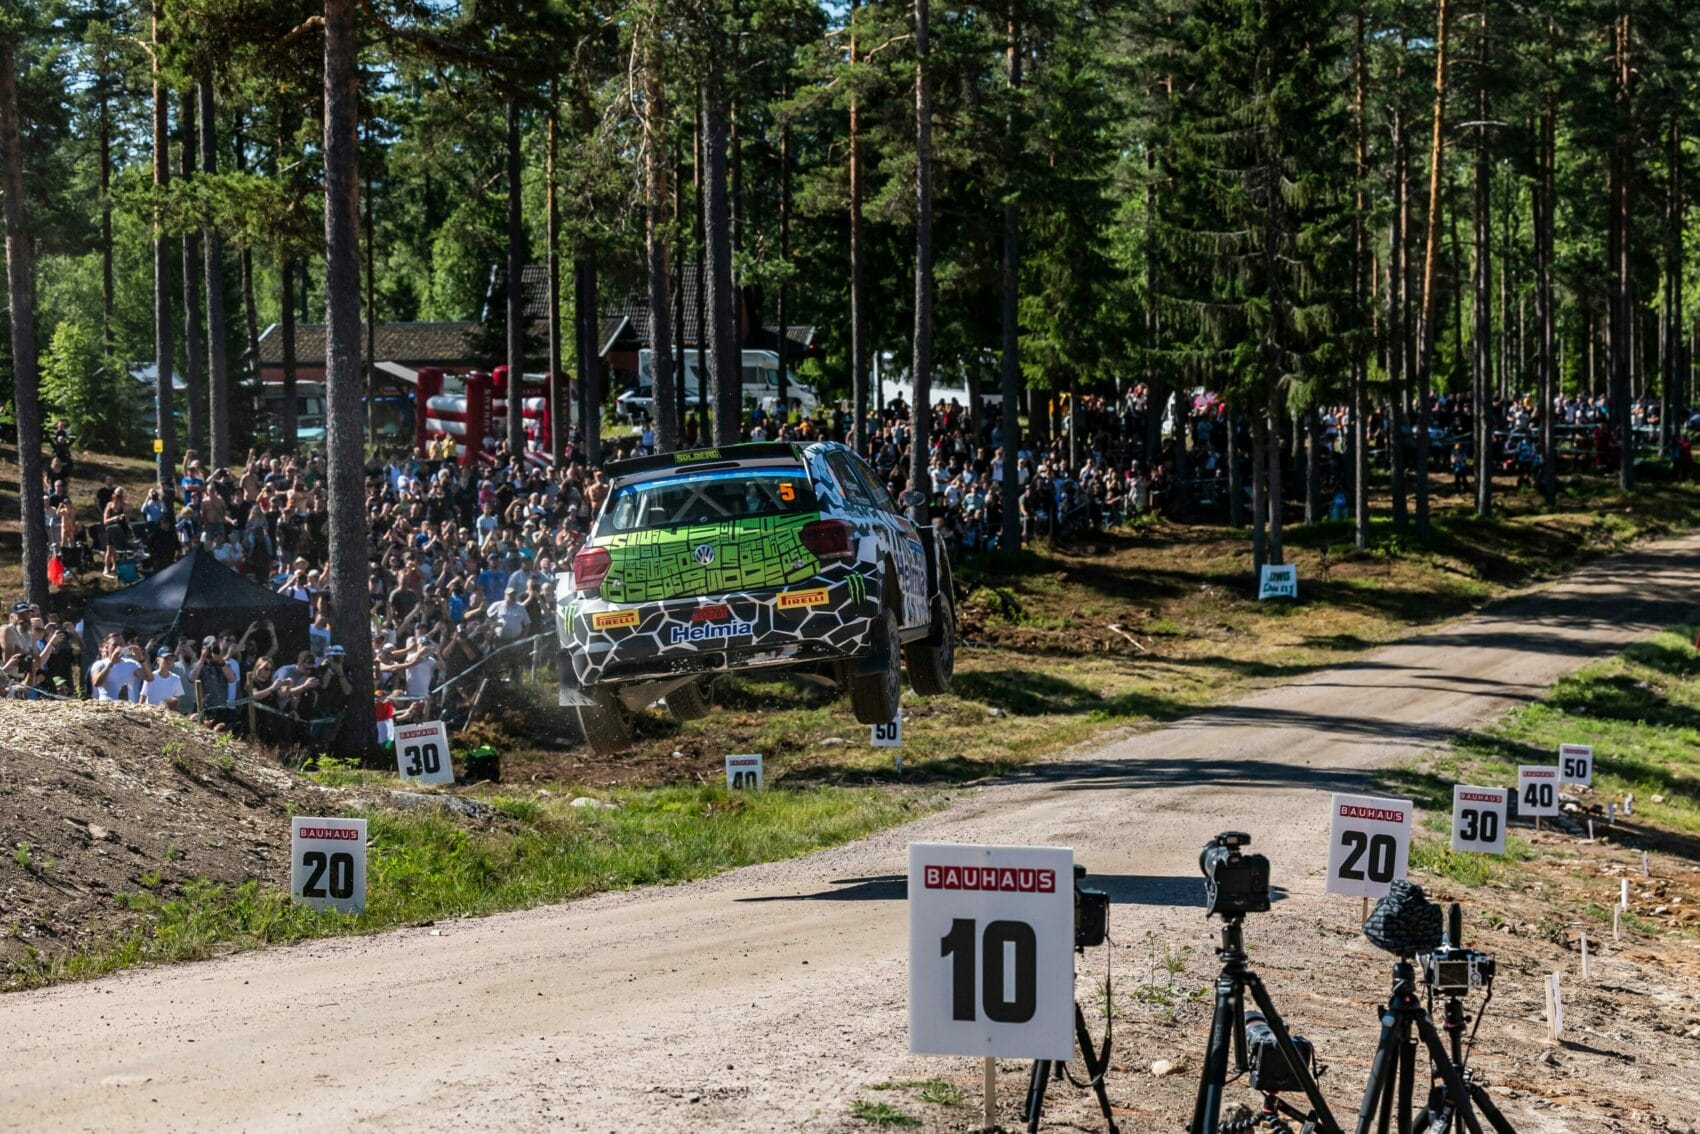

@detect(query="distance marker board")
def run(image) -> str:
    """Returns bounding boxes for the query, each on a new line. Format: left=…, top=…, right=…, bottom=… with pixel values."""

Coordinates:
left=291, top=817, right=367, bottom=913
left=725, top=753, right=763, bottom=790
left=1450, top=785, right=1508, bottom=855
left=1325, top=793, right=1413, bottom=900
left=1517, top=766, right=1561, bottom=818
left=1559, top=744, right=1594, bottom=788
left=1258, top=563, right=1298, bottom=601
left=908, top=842, right=1074, bottom=1060
left=395, top=720, right=454, bottom=786
left=872, top=717, right=903, bottom=748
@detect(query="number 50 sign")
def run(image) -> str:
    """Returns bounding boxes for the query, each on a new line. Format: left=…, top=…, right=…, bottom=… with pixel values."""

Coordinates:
left=908, top=843, right=1074, bottom=1060
left=1325, top=794, right=1413, bottom=900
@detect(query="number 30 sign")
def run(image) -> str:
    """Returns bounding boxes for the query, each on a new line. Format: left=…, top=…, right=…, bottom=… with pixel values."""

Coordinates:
left=291, top=816, right=367, bottom=913
left=908, top=842, right=1074, bottom=1060
left=1325, top=793, right=1413, bottom=900
left=395, top=720, right=454, bottom=787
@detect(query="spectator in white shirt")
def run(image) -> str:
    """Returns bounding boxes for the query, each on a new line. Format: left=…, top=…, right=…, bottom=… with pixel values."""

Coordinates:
left=140, top=649, right=186, bottom=710
left=89, top=637, right=143, bottom=701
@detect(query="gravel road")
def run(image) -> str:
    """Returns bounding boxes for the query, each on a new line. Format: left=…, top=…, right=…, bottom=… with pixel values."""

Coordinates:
left=6, top=532, right=1699, bottom=1133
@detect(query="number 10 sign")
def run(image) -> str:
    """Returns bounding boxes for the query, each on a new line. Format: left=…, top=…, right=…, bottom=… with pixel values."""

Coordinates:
left=1325, top=793, right=1413, bottom=900
left=908, top=843, right=1074, bottom=1060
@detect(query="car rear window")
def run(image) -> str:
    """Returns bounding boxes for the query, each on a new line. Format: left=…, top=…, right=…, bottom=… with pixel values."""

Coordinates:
left=596, top=467, right=818, bottom=534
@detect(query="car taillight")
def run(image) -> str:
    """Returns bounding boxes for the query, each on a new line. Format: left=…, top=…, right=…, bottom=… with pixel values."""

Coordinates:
left=692, top=604, right=732, bottom=623
left=572, top=546, right=611, bottom=590
left=800, top=519, right=854, bottom=562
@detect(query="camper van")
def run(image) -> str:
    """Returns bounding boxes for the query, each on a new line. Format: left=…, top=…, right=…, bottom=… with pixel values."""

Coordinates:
left=624, top=349, right=819, bottom=422
left=261, top=382, right=328, bottom=445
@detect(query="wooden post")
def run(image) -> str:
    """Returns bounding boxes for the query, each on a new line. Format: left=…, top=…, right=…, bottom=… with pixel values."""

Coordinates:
left=1580, top=932, right=1590, bottom=980
left=983, top=1056, right=996, bottom=1131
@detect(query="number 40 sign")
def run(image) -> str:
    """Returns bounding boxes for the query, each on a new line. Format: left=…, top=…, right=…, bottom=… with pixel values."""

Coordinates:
left=908, top=842, right=1074, bottom=1060
left=1325, top=793, right=1413, bottom=900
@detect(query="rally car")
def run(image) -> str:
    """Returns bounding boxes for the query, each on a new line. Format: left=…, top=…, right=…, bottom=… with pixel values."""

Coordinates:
left=556, top=441, right=955, bottom=754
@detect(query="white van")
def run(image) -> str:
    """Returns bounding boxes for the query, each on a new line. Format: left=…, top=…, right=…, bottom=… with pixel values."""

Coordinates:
left=627, top=349, right=819, bottom=422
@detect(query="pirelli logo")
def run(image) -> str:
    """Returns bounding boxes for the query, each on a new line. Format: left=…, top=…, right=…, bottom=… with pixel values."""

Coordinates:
left=591, top=610, right=640, bottom=631
left=776, top=587, right=829, bottom=610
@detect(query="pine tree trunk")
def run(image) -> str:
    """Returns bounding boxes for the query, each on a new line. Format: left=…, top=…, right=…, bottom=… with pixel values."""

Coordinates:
left=1612, top=9, right=1635, bottom=491
left=639, top=28, right=673, bottom=452
left=848, top=0, right=868, bottom=452
left=704, top=50, right=738, bottom=446
left=546, top=85, right=565, bottom=463
left=694, top=110, right=708, bottom=426
left=234, top=124, right=260, bottom=382
left=281, top=258, right=298, bottom=446
left=1307, top=409, right=1323, bottom=526
left=323, top=0, right=374, bottom=756
left=999, top=7, right=1022, bottom=550
left=908, top=0, right=934, bottom=518
left=1353, top=8, right=1370, bottom=547
left=200, top=76, right=230, bottom=470
left=1538, top=80, right=1557, bottom=504
left=1251, top=412, right=1267, bottom=572
left=181, top=91, right=206, bottom=460
left=152, top=0, right=176, bottom=493
left=1472, top=4, right=1493, bottom=519
left=1414, top=0, right=1450, bottom=539
left=1266, top=409, right=1284, bottom=564
left=1, top=37, right=48, bottom=607
left=505, top=93, right=526, bottom=457
left=672, top=139, right=688, bottom=436
left=99, top=69, right=114, bottom=354
left=1661, top=115, right=1681, bottom=460
left=776, top=101, right=790, bottom=418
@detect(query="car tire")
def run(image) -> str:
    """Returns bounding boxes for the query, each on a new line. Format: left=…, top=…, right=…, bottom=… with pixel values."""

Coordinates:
left=574, top=686, right=632, bottom=755
left=849, top=607, right=902, bottom=725
left=664, top=678, right=713, bottom=721
left=904, top=596, right=955, bottom=696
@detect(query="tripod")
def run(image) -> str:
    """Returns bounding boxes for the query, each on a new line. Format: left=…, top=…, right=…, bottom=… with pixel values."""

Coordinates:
left=1355, top=961, right=1515, bottom=1134
left=1410, top=990, right=1515, bottom=1134
left=1022, top=998, right=1119, bottom=1133
left=1189, top=917, right=1342, bottom=1134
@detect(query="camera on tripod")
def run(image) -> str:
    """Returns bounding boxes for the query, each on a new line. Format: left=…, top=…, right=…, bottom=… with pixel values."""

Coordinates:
left=1420, top=902, right=1496, bottom=995
left=1200, top=831, right=1270, bottom=918
left=1074, top=864, right=1109, bottom=949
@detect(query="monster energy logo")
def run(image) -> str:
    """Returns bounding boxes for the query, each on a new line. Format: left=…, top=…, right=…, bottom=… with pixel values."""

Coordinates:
left=846, top=572, right=867, bottom=605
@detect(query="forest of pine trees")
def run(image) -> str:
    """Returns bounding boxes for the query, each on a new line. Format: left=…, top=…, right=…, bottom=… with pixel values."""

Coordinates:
left=1, top=0, right=1697, bottom=570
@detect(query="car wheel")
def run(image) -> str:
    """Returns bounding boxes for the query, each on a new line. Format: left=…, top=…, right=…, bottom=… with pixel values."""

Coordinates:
left=904, top=596, right=955, bottom=696
left=664, top=678, right=713, bottom=721
left=849, top=607, right=902, bottom=725
left=574, top=686, right=632, bottom=755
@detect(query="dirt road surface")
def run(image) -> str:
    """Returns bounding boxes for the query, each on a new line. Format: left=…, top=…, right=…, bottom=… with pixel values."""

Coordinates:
left=7, top=534, right=1700, bottom=1133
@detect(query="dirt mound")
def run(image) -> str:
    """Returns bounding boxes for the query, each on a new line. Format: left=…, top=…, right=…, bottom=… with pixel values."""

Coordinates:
left=0, top=701, right=340, bottom=971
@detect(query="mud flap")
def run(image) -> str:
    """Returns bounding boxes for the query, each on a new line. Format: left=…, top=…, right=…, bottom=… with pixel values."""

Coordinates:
left=557, top=652, right=595, bottom=708
left=853, top=618, right=894, bottom=677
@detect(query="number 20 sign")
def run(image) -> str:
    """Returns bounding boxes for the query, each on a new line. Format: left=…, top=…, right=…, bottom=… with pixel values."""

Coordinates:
left=1325, top=794, right=1413, bottom=900
left=908, top=842, right=1074, bottom=1060
left=291, top=816, right=367, bottom=913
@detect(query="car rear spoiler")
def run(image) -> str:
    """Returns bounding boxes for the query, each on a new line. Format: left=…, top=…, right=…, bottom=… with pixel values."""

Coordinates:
left=603, top=442, right=804, bottom=481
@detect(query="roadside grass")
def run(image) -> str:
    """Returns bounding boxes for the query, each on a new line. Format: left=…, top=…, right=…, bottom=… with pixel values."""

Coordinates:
left=1384, top=626, right=1700, bottom=932
left=849, top=1098, right=922, bottom=1127
left=4, top=783, right=933, bottom=990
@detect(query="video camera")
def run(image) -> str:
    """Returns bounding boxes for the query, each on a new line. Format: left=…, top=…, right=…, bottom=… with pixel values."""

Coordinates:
left=1200, top=831, right=1271, bottom=918
left=1073, top=864, right=1109, bottom=949
left=1419, top=902, right=1496, bottom=995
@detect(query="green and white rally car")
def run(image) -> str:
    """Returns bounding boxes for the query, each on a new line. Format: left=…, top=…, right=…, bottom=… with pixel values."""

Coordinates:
left=557, top=441, right=955, bottom=754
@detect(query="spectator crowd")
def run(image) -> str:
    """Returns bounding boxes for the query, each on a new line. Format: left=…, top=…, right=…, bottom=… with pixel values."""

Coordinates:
left=11, top=381, right=1687, bottom=750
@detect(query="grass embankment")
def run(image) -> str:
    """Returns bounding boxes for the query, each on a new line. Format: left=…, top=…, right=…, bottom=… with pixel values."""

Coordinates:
left=501, top=478, right=1700, bottom=788
left=10, top=782, right=929, bottom=988
left=1383, top=625, right=1700, bottom=939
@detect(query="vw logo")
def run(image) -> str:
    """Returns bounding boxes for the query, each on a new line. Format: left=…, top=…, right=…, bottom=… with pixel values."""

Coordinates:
left=693, top=543, right=716, bottom=566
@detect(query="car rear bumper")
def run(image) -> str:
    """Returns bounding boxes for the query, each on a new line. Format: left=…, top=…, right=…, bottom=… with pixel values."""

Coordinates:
left=561, top=571, right=879, bottom=688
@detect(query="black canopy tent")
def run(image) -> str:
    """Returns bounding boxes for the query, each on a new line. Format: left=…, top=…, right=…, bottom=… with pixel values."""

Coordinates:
left=81, top=547, right=311, bottom=662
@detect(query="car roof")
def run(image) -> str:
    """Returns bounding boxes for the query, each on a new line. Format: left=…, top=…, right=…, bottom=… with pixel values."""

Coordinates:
left=602, top=442, right=812, bottom=484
